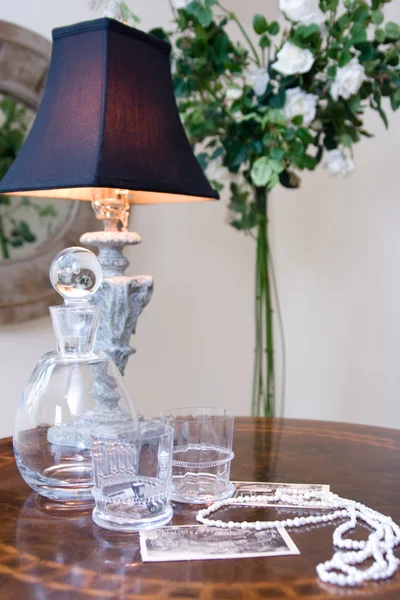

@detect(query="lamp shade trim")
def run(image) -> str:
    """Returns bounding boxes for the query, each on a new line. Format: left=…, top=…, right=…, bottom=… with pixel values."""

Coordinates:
left=0, top=176, right=220, bottom=200
left=52, top=18, right=171, bottom=55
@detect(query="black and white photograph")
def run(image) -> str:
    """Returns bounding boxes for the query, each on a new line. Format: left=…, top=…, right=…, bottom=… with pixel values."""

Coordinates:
left=140, top=525, right=299, bottom=563
left=233, top=481, right=330, bottom=508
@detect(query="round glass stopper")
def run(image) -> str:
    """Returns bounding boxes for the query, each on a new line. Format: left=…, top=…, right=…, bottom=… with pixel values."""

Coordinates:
left=50, top=247, right=102, bottom=301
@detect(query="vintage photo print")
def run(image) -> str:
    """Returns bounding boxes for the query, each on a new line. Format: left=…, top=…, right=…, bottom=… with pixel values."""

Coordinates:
left=140, top=525, right=299, bottom=562
left=233, top=481, right=330, bottom=508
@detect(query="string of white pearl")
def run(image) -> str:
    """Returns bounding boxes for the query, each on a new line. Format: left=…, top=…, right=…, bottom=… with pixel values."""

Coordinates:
left=196, top=488, right=400, bottom=587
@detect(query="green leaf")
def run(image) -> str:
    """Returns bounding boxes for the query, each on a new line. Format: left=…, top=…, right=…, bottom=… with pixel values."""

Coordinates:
left=340, top=133, right=353, bottom=148
left=375, top=28, right=386, bottom=43
left=196, top=152, right=209, bottom=170
left=249, top=139, right=263, bottom=155
left=267, top=172, right=280, bottom=189
left=358, top=42, right=374, bottom=63
left=186, top=0, right=202, bottom=14
left=297, top=128, right=314, bottom=145
left=378, top=106, right=389, bottom=128
left=148, top=28, right=170, bottom=43
left=186, top=1, right=213, bottom=27
left=263, top=109, right=286, bottom=127
left=268, top=21, right=280, bottom=36
left=339, top=50, right=353, bottom=67
left=270, top=147, right=285, bottom=161
left=350, top=22, right=367, bottom=44
left=270, top=159, right=284, bottom=173
left=372, top=93, right=389, bottom=128
left=197, top=7, right=213, bottom=27
left=387, top=54, right=399, bottom=67
left=372, top=10, right=384, bottom=25
left=347, top=94, right=361, bottom=112
left=295, top=154, right=317, bottom=170
left=250, top=157, right=283, bottom=187
left=390, top=88, right=400, bottom=111
left=119, top=1, right=140, bottom=23
left=238, top=112, right=262, bottom=123
left=320, top=0, right=339, bottom=11
left=283, top=127, right=296, bottom=142
left=253, top=14, right=268, bottom=35
left=385, top=22, right=400, bottom=40
left=210, top=147, right=224, bottom=160
left=292, top=115, right=304, bottom=126
left=360, top=129, right=374, bottom=138
left=327, top=65, right=337, bottom=78
left=362, top=58, right=381, bottom=72
left=231, top=146, right=248, bottom=168
left=251, top=157, right=273, bottom=187
left=259, top=34, right=271, bottom=49
left=315, top=145, right=324, bottom=165
left=324, top=128, right=337, bottom=150
left=353, top=3, right=370, bottom=23
left=268, top=87, right=286, bottom=110
left=295, top=24, right=320, bottom=40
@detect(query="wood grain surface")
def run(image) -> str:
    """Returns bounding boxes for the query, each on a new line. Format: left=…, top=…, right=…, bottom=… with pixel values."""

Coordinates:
left=0, top=417, right=399, bottom=599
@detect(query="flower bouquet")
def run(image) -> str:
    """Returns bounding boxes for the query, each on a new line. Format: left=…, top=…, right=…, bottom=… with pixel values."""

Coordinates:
left=120, top=0, right=400, bottom=416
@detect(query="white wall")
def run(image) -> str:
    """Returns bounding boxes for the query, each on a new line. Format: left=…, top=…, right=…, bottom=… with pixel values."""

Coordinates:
left=1, top=0, right=400, bottom=437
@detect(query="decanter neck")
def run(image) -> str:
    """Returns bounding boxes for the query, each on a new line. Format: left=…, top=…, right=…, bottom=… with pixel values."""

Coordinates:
left=50, top=305, right=101, bottom=356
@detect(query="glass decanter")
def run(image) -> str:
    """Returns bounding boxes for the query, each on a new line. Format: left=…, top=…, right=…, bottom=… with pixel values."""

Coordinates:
left=13, top=247, right=138, bottom=502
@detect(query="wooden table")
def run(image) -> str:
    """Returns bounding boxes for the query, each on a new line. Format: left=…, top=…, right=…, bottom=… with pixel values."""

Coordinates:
left=1, top=417, right=399, bottom=599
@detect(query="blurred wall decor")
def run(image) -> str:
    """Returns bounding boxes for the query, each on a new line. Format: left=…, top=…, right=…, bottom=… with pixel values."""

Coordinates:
left=0, top=20, right=98, bottom=324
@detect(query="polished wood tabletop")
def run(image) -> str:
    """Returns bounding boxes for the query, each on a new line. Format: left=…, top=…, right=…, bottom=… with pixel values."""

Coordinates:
left=0, top=417, right=399, bottom=599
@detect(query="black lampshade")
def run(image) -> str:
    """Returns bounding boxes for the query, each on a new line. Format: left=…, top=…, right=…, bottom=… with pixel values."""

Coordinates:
left=0, top=18, right=219, bottom=204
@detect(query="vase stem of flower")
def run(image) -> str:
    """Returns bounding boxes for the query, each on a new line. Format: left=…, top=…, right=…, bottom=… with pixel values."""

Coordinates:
left=252, top=188, right=276, bottom=417
left=0, top=212, right=9, bottom=260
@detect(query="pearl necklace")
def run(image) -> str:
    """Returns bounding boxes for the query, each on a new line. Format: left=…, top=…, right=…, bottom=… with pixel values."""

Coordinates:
left=196, top=488, right=400, bottom=587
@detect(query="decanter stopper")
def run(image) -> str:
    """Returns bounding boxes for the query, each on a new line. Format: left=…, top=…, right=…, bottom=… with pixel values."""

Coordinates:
left=49, top=247, right=103, bottom=355
left=50, top=246, right=102, bottom=303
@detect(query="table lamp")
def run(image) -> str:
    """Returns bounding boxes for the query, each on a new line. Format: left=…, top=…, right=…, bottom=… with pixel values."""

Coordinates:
left=0, top=8, right=219, bottom=375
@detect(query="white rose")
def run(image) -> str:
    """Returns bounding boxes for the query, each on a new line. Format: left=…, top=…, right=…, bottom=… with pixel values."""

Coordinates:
left=206, top=156, right=231, bottom=185
left=323, top=149, right=355, bottom=176
left=279, top=0, right=324, bottom=25
left=173, top=0, right=191, bottom=8
left=272, top=42, right=315, bottom=76
left=331, top=58, right=366, bottom=101
left=226, top=86, right=243, bottom=101
left=283, top=87, right=318, bottom=126
left=246, top=67, right=270, bottom=97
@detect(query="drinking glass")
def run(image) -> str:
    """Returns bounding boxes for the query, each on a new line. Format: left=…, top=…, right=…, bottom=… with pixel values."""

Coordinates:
left=160, top=407, right=235, bottom=504
left=91, top=420, right=174, bottom=531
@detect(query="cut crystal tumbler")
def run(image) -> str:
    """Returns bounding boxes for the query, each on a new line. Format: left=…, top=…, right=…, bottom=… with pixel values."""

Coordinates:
left=91, top=420, right=174, bottom=531
left=160, top=407, right=235, bottom=504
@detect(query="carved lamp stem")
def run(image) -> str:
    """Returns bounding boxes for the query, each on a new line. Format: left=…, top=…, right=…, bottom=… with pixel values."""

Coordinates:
left=80, top=193, right=153, bottom=375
